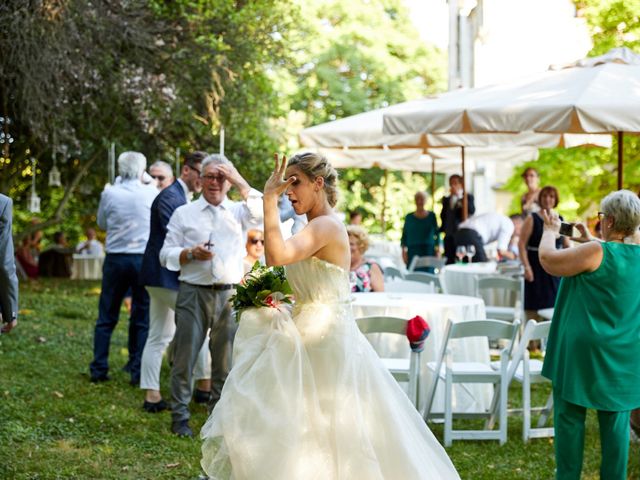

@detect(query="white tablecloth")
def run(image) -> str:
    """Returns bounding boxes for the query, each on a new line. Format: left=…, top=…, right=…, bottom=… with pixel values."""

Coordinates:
left=351, top=292, right=492, bottom=414
left=441, top=262, right=497, bottom=296
left=71, top=254, right=104, bottom=280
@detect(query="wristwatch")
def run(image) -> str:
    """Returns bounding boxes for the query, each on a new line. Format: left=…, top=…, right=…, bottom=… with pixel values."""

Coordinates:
left=186, top=248, right=194, bottom=261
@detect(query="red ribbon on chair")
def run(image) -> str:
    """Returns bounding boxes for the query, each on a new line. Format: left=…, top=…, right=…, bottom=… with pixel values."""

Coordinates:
left=406, top=315, right=430, bottom=352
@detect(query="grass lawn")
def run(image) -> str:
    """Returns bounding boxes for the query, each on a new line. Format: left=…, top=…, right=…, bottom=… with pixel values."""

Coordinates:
left=1, top=278, right=639, bottom=479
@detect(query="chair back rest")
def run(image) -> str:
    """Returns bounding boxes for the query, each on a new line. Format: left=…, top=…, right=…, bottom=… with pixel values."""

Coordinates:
left=422, top=318, right=520, bottom=419
left=355, top=316, right=407, bottom=335
left=385, top=280, right=435, bottom=293
left=383, top=266, right=405, bottom=281
left=506, top=319, right=551, bottom=380
left=408, top=255, right=446, bottom=273
left=448, top=318, right=520, bottom=342
left=404, top=272, right=442, bottom=291
left=475, top=275, right=522, bottom=307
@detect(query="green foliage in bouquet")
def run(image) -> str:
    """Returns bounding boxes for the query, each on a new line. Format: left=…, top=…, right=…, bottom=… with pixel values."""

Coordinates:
left=230, top=262, right=294, bottom=321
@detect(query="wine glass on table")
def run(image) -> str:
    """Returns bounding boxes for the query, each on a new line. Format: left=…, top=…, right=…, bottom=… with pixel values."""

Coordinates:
left=455, top=245, right=467, bottom=264
left=466, top=244, right=476, bottom=264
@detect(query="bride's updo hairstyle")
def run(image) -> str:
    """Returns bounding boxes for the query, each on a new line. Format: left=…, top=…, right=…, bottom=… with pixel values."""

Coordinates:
left=287, top=152, right=339, bottom=208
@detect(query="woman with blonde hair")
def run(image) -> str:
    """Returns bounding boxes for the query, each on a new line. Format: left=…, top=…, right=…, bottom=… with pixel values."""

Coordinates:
left=201, top=152, right=459, bottom=479
left=346, top=225, right=384, bottom=292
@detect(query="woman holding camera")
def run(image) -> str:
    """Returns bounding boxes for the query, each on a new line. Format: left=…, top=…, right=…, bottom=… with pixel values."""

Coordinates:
left=540, top=190, right=640, bottom=480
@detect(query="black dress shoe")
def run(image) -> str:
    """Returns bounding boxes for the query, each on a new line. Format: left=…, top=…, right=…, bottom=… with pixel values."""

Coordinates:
left=90, top=374, right=111, bottom=383
left=171, top=420, right=194, bottom=437
left=193, top=389, right=211, bottom=404
left=143, top=399, right=168, bottom=413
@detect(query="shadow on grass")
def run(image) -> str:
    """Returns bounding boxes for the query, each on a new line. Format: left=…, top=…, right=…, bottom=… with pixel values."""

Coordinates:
left=1, top=278, right=639, bottom=479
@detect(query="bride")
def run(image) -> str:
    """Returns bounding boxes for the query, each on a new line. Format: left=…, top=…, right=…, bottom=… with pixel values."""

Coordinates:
left=201, top=152, right=460, bottom=479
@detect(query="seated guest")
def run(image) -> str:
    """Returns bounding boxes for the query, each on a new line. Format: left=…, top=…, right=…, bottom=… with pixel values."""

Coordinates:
left=540, top=190, right=640, bottom=480
left=455, top=212, right=516, bottom=262
left=39, top=231, right=73, bottom=277
left=15, top=233, right=39, bottom=279
left=76, top=227, right=104, bottom=256
left=347, top=225, right=384, bottom=292
left=243, top=229, right=265, bottom=274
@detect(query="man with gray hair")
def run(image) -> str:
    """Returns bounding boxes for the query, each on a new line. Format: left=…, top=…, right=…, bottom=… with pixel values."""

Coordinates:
left=148, top=160, right=174, bottom=190
left=89, top=151, right=158, bottom=385
left=160, top=153, right=263, bottom=437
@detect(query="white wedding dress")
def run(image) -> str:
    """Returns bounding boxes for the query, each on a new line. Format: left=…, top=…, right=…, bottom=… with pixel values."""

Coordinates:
left=201, top=257, right=460, bottom=479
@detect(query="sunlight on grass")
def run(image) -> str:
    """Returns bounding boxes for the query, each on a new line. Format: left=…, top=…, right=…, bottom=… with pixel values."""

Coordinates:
left=1, top=278, right=639, bottom=479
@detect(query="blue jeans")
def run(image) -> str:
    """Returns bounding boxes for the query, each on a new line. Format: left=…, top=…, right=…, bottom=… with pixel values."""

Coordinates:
left=90, top=254, right=149, bottom=382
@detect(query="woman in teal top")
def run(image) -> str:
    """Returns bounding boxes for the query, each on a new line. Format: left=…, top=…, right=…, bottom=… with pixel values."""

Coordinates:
left=401, top=191, right=440, bottom=270
left=539, top=190, right=640, bottom=480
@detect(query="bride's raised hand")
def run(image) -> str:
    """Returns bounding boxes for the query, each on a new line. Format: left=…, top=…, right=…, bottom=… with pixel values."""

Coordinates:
left=264, top=153, right=295, bottom=198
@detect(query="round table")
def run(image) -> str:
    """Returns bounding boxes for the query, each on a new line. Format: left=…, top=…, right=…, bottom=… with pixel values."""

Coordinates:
left=71, top=254, right=104, bottom=280
left=441, top=262, right=498, bottom=296
left=351, top=292, right=491, bottom=414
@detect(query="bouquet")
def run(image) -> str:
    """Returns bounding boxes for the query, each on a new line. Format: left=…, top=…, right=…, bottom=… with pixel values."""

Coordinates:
left=230, top=262, right=294, bottom=321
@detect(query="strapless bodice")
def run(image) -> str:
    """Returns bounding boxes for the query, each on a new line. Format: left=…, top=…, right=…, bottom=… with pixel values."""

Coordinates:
left=285, top=257, right=351, bottom=304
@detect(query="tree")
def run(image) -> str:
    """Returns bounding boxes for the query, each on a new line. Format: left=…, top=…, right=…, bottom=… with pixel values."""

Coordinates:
left=1, top=0, right=299, bottom=241
left=286, top=0, right=447, bottom=236
left=500, top=1, right=640, bottom=219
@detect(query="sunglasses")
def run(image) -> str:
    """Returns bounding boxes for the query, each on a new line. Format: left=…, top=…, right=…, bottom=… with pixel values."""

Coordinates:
left=202, top=175, right=226, bottom=183
left=151, top=175, right=166, bottom=182
left=249, top=238, right=264, bottom=245
left=187, top=164, right=202, bottom=176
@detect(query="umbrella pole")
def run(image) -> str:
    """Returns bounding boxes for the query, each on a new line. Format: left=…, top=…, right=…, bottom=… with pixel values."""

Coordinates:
left=431, top=156, right=436, bottom=208
left=617, top=131, right=624, bottom=190
left=381, top=170, right=388, bottom=236
left=461, top=146, right=468, bottom=220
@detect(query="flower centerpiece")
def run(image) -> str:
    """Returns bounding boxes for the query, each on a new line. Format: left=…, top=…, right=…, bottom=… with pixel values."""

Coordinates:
left=230, top=262, right=294, bottom=321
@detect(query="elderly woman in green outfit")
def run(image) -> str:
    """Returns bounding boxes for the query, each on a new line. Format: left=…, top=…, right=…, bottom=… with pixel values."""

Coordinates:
left=539, top=190, right=640, bottom=480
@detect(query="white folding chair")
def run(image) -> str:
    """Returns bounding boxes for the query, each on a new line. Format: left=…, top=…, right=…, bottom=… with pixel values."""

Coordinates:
left=492, top=319, right=554, bottom=441
left=385, top=280, right=435, bottom=293
left=383, top=266, right=405, bottom=281
left=408, top=255, right=446, bottom=273
left=404, top=272, right=443, bottom=293
left=424, top=318, right=521, bottom=446
left=355, top=316, right=421, bottom=408
left=474, top=275, right=524, bottom=324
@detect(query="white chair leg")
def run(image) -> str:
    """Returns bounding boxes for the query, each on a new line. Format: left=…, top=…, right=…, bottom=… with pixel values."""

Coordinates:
left=523, top=374, right=531, bottom=442
left=537, top=392, right=554, bottom=427
left=499, top=379, right=508, bottom=445
left=444, top=369, right=453, bottom=447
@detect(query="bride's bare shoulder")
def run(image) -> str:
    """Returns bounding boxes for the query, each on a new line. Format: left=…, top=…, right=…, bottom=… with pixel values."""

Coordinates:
left=307, top=214, right=347, bottom=234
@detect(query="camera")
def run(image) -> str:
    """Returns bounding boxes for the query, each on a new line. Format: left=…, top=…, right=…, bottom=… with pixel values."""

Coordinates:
left=559, top=222, right=574, bottom=237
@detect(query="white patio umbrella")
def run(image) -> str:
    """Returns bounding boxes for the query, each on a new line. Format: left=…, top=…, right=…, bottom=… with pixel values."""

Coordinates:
left=301, top=99, right=610, bottom=216
left=383, top=47, right=639, bottom=189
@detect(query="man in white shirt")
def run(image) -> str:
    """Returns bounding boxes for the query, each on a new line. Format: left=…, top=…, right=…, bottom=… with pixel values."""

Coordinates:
left=160, top=153, right=263, bottom=437
left=89, top=151, right=158, bottom=385
left=455, top=212, right=517, bottom=262
left=75, top=228, right=104, bottom=256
